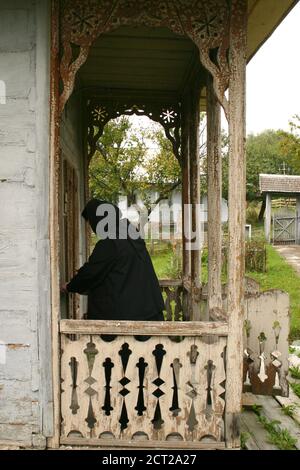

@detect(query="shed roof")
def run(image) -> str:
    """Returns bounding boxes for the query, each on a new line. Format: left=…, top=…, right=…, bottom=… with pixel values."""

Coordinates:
left=259, top=174, right=300, bottom=194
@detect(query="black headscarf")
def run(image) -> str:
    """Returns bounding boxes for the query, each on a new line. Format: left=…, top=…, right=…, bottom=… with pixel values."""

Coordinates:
left=81, top=198, right=122, bottom=235
left=82, top=198, right=145, bottom=258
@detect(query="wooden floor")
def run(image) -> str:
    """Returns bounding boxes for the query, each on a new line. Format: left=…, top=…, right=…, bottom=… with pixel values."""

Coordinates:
left=241, top=384, right=300, bottom=450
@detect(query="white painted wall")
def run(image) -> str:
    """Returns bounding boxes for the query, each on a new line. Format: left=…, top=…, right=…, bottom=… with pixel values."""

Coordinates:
left=0, top=0, right=51, bottom=448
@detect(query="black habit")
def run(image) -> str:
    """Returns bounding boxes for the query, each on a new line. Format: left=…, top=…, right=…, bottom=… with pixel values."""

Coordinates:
left=66, top=199, right=164, bottom=321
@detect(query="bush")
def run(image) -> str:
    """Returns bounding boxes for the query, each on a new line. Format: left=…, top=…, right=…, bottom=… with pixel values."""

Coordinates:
left=222, top=240, right=267, bottom=273
left=246, top=205, right=259, bottom=225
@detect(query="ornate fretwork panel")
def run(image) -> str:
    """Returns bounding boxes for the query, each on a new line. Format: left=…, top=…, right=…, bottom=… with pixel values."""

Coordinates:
left=159, top=280, right=186, bottom=321
left=59, top=0, right=248, bottom=116
left=60, top=333, right=227, bottom=445
left=87, top=99, right=181, bottom=162
left=243, top=290, right=290, bottom=397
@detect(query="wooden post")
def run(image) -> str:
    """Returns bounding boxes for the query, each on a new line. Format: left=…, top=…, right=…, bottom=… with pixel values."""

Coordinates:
left=189, top=85, right=201, bottom=321
left=296, top=195, right=300, bottom=244
left=225, top=0, right=247, bottom=449
left=181, top=94, right=191, bottom=319
left=48, top=0, right=61, bottom=449
left=207, top=73, right=223, bottom=319
left=265, top=193, right=272, bottom=243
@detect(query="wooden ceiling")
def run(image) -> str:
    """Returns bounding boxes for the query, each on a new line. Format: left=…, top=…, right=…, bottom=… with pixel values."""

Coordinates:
left=77, top=0, right=297, bottom=99
left=78, top=26, right=201, bottom=98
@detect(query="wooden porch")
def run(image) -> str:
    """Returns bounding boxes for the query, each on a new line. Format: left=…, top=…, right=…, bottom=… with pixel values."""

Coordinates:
left=48, top=0, right=295, bottom=450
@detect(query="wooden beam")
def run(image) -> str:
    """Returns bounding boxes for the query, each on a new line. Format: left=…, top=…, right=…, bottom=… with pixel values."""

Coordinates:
left=60, top=437, right=226, bottom=449
left=225, top=0, right=247, bottom=449
left=189, top=84, right=201, bottom=321
left=206, top=74, right=223, bottom=318
left=47, top=0, right=61, bottom=450
left=60, top=319, right=229, bottom=336
left=181, top=93, right=191, bottom=320
left=265, top=193, right=272, bottom=243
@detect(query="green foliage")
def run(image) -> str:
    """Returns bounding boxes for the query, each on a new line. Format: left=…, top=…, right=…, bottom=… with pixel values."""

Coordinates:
left=290, top=382, right=300, bottom=399
left=222, top=241, right=267, bottom=274
left=289, top=366, right=300, bottom=380
left=252, top=405, right=297, bottom=450
left=279, top=115, right=300, bottom=174
left=222, top=130, right=293, bottom=204
left=246, top=204, right=259, bottom=225
left=240, top=432, right=250, bottom=450
left=281, top=404, right=297, bottom=418
left=249, top=245, right=300, bottom=340
left=164, top=241, right=182, bottom=279
left=89, top=117, right=147, bottom=205
left=89, top=117, right=181, bottom=213
left=245, top=130, right=287, bottom=202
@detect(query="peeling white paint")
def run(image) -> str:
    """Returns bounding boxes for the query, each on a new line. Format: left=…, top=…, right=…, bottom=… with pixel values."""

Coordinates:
left=0, top=342, right=6, bottom=364
left=0, top=80, right=6, bottom=104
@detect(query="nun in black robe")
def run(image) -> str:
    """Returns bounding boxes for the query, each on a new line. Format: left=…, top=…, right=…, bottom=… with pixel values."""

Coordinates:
left=65, top=198, right=165, bottom=322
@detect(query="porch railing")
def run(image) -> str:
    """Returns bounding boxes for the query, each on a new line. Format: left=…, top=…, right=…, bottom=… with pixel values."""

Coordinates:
left=59, top=280, right=289, bottom=449
left=60, top=319, right=228, bottom=449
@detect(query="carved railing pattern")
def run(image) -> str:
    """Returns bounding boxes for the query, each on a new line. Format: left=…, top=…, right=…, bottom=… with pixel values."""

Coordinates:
left=158, top=281, right=289, bottom=397
left=60, top=321, right=227, bottom=448
left=159, top=279, right=187, bottom=321
left=243, top=290, right=289, bottom=397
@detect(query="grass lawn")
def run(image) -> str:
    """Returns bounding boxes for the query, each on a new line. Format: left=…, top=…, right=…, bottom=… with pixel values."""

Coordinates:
left=151, top=244, right=300, bottom=340
left=249, top=245, right=300, bottom=340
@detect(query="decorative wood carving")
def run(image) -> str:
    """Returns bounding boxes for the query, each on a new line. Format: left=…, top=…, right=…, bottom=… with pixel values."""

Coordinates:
left=60, top=331, right=227, bottom=444
left=87, top=98, right=181, bottom=162
left=159, top=280, right=186, bottom=321
left=243, top=290, right=290, bottom=397
left=58, top=0, right=247, bottom=116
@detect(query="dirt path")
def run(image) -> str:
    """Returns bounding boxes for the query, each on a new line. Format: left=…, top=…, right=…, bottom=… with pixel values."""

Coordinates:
left=274, top=245, right=300, bottom=276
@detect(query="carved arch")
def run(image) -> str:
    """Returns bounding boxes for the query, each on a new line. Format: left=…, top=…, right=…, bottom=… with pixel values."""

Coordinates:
left=87, top=98, right=181, bottom=163
left=58, top=0, right=242, bottom=117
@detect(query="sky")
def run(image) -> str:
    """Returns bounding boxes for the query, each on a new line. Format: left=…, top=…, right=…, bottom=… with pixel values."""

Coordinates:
left=246, top=1, right=300, bottom=135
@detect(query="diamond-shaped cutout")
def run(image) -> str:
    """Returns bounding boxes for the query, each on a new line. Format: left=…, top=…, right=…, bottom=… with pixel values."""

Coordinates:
left=119, top=388, right=130, bottom=397
left=85, top=376, right=96, bottom=385
left=187, top=389, right=197, bottom=399
left=85, top=386, right=97, bottom=397
left=119, top=377, right=130, bottom=387
left=153, top=388, right=165, bottom=399
left=153, top=377, right=164, bottom=387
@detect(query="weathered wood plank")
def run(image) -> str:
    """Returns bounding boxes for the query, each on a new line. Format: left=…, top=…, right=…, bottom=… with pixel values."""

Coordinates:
left=189, top=83, right=201, bottom=321
left=60, top=320, right=228, bottom=336
left=159, top=279, right=183, bottom=287
left=240, top=414, right=260, bottom=450
left=240, top=410, right=278, bottom=450
left=225, top=0, right=247, bottom=449
left=275, top=389, right=300, bottom=426
left=207, top=73, right=223, bottom=318
left=60, top=437, right=226, bottom=449
left=254, top=395, right=300, bottom=449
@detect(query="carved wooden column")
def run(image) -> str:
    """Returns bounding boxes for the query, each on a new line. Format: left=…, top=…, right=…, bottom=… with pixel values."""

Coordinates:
left=181, top=94, right=191, bottom=320
left=207, top=73, right=223, bottom=319
left=189, top=84, right=201, bottom=321
left=225, top=0, right=247, bottom=449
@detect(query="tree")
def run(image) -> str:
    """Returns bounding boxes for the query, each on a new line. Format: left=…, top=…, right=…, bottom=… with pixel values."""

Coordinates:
left=279, top=115, right=300, bottom=173
left=221, top=129, right=289, bottom=219
left=89, top=117, right=181, bottom=218
left=140, top=128, right=181, bottom=213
